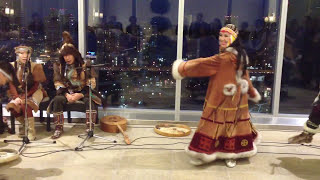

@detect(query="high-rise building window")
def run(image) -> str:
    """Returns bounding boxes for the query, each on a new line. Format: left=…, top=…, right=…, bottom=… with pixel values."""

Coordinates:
left=86, top=0, right=177, bottom=109
left=181, top=0, right=281, bottom=113
left=0, top=0, right=78, bottom=100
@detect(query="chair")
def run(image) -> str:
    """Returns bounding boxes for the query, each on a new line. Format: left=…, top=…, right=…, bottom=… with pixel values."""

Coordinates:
left=0, top=103, right=4, bottom=134
left=0, top=103, right=15, bottom=134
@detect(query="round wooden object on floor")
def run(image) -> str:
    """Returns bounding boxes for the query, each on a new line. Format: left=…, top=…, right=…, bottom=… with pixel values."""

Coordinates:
left=100, top=115, right=127, bottom=133
left=154, top=123, right=191, bottom=137
left=0, top=149, right=19, bottom=164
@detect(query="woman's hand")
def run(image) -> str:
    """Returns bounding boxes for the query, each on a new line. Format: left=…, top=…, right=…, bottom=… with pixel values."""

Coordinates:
left=72, top=93, right=84, bottom=102
left=65, top=93, right=74, bottom=103
left=12, top=97, right=22, bottom=105
left=65, top=93, right=84, bottom=103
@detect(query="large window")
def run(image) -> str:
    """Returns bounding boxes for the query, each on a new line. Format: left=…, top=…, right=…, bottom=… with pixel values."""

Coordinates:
left=279, top=0, right=320, bottom=114
left=86, top=0, right=177, bottom=109
left=0, top=0, right=78, bottom=100
left=181, top=0, right=281, bottom=113
left=0, top=0, right=293, bottom=119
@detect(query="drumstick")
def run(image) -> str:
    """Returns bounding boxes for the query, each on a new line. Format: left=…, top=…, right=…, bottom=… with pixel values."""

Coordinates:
left=116, top=124, right=131, bottom=145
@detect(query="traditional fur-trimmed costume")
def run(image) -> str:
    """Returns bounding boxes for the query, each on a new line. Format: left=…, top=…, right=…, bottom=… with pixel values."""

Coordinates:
left=5, top=45, right=47, bottom=140
left=288, top=92, right=320, bottom=143
left=47, top=31, right=101, bottom=139
left=172, top=24, right=261, bottom=167
left=0, top=61, right=19, bottom=86
left=0, top=61, right=21, bottom=134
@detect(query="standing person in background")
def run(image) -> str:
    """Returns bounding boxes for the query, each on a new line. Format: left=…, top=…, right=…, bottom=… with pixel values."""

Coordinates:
left=288, top=92, right=320, bottom=144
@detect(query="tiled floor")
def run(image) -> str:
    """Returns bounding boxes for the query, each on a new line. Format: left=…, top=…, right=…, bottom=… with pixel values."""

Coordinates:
left=0, top=123, right=320, bottom=180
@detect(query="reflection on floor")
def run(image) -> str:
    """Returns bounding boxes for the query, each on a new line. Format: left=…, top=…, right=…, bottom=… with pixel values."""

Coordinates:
left=0, top=123, right=319, bottom=180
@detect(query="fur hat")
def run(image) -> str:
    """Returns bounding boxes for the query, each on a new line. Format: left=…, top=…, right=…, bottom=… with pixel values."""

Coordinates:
left=14, top=45, right=32, bottom=54
left=58, top=31, right=84, bottom=65
left=220, top=24, right=238, bottom=46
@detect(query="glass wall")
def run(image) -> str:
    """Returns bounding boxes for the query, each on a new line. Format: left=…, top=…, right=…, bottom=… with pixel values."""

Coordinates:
left=0, top=0, right=78, bottom=100
left=0, top=0, right=298, bottom=120
left=86, top=0, right=177, bottom=109
left=181, top=0, right=281, bottom=113
left=279, top=0, right=320, bottom=114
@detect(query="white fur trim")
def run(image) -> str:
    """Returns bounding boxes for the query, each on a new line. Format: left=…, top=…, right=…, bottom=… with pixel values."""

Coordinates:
left=304, top=122, right=320, bottom=134
left=248, top=88, right=261, bottom=103
left=186, top=132, right=260, bottom=165
left=313, top=92, right=320, bottom=103
left=238, top=79, right=249, bottom=94
left=245, top=55, right=249, bottom=65
left=185, top=144, right=257, bottom=165
left=235, top=70, right=249, bottom=94
left=240, top=54, right=249, bottom=65
left=314, top=96, right=319, bottom=104
left=225, top=47, right=249, bottom=65
left=254, top=131, right=262, bottom=144
left=172, top=59, right=185, bottom=80
left=223, top=84, right=237, bottom=96
left=225, top=47, right=238, bottom=55
left=236, top=70, right=243, bottom=79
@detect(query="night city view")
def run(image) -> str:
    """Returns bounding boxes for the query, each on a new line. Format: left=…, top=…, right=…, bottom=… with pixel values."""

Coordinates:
left=0, top=0, right=317, bottom=113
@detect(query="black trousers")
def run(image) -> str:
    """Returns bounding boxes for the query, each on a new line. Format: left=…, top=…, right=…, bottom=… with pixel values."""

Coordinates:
left=51, top=95, right=97, bottom=113
left=307, top=103, right=320, bottom=130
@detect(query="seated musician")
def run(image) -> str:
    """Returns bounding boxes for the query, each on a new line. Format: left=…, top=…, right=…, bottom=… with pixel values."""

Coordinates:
left=47, top=31, right=101, bottom=139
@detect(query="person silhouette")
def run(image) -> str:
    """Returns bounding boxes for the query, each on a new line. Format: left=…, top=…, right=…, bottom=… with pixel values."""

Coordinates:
left=189, top=13, right=210, bottom=39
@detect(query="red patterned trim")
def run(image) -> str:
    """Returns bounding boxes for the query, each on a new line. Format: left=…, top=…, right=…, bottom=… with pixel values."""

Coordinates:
left=238, top=118, right=250, bottom=122
left=225, top=121, right=234, bottom=124
left=201, top=117, right=213, bottom=122
left=201, top=117, right=250, bottom=124
left=214, top=121, right=224, bottom=124
left=189, top=132, right=255, bottom=154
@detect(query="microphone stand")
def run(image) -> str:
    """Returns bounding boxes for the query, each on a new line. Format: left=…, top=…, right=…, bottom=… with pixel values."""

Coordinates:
left=4, top=58, right=56, bottom=154
left=75, top=64, right=116, bottom=151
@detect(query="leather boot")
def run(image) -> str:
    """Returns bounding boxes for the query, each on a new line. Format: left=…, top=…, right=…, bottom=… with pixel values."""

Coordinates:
left=86, top=110, right=97, bottom=133
left=27, top=117, right=36, bottom=140
left=16, top=116, right=25, bottom=137
left=288, top=131, right=314, bottom=144
left=51, top=112, right=64, bottom=139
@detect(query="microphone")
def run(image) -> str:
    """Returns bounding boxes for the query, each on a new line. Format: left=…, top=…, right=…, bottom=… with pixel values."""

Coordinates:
left=22, top=50, right=31, bottom=82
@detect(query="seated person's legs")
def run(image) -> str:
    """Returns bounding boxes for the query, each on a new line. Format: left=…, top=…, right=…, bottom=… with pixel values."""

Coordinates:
left=51, top=95, right=67, bottom=139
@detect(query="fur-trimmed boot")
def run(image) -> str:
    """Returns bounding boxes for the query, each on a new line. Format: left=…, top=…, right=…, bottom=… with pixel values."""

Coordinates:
left=288, top=131, right=314, bottom=144
left=27, top=117, right=36, bottom=140
left=16, top=116, right=25, bottom=137
left=86, top=110, right=97, bottom=133
left=51, top=112, right=64, bottom=139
